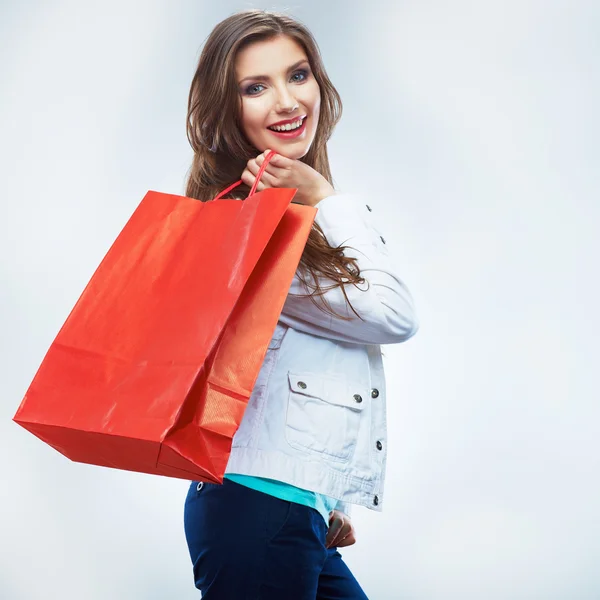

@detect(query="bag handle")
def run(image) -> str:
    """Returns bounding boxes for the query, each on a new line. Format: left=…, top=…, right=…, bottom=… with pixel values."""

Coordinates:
left=214, top=150, right=278, bottom=201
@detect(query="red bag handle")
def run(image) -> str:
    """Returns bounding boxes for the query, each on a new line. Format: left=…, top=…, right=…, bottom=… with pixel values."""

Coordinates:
left=214, top=150, right=278, bottom=201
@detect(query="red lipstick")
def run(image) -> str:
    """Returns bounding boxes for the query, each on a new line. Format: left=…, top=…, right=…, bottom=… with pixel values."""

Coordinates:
left=267, top=116, right=307, bottom=140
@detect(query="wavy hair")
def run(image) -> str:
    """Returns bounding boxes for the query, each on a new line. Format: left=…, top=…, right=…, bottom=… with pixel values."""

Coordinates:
left=184, top=9, right=366, bottom=320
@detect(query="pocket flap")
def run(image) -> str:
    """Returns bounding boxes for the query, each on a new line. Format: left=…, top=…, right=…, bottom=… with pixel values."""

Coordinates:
left=288, top=371, right=367, bottom=411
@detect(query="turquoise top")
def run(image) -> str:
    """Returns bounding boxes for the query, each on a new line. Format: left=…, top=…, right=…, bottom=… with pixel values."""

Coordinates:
left=224, top=474, right=338, bottom=526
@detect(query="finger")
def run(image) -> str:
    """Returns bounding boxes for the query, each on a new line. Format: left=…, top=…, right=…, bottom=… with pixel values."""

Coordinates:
left=257, top=150, right=290, bottom=172
left=246, top=158, right=260, bottom=175
left=262, top=162, right=289, bottom=180
left=240, top=168, right=265, bottom=189
left=331, top=515, right=355, bottom=548
left=330, top=521, right=350, bottom=548
left=257, top=149, right=273, bottom=163
left=256, top=149, right=280, bottom=163
left=265, top=152, right=293, bottom=170
left=254, top=158, right=289, bottom=186
left=241, top=169, right=265, bottom=192
left=325, top=516, right=344, bottom=548
left=325, top=523, right=341, bottom=546
left=240, top=169, right=254, bottom=189
left=246, top=159, right=277, bottom=188
left=336, top=531, right=356, bottom=548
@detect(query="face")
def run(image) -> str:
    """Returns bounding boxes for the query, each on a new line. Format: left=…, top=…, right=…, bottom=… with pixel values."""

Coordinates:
left=235, top=35, right=321, bottom=159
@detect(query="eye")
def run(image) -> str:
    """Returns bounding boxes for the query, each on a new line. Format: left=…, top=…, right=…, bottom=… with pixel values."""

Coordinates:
left=245, top=83, right=265, bottom=96
left=291, top=69, right=309, bottom=83
left=243, top=69, right=310, bottom=96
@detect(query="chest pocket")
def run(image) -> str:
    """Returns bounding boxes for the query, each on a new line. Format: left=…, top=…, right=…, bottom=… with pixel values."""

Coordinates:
left=284, top=371, right=367, bottom=462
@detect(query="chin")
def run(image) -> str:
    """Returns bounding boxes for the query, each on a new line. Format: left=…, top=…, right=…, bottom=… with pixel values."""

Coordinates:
left=267, top=144, right=312, bottom=160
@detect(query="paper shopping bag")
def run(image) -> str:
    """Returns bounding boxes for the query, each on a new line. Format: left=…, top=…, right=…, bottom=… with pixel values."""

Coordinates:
left=13, top=151, right=316, bottom=482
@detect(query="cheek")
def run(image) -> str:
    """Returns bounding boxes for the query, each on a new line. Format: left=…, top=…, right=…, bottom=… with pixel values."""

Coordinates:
left=304, top=81, right=321, bottom=113
left=240, top=99, right=268, bottom=137
left=304, top=89, right=321, bottom=130
left=312, top=94, right=321, bottom=120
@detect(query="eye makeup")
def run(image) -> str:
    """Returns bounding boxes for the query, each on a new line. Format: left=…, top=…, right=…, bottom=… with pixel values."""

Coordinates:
left=240, top=64, right=312, bottom=96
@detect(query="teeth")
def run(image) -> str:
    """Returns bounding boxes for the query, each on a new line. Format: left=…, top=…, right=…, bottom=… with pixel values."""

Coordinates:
left=269, top=118, right=303, bottom=132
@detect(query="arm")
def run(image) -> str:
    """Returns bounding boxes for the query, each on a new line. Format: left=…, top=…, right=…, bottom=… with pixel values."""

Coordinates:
left=279, top=193, right=419, bottom=345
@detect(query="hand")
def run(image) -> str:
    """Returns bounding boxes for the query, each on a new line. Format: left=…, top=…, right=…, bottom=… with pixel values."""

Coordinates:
left=325, top=510, right=356, bottom=549
left=240, top=149, right=336, bottom=207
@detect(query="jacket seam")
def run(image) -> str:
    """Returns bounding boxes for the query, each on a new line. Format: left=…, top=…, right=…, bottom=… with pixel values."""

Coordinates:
left=250, top=328, right=285, bottom=443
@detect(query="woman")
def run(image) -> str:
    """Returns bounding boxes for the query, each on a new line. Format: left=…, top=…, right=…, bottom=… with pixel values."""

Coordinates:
left=183, top=9, right=419, bottom=599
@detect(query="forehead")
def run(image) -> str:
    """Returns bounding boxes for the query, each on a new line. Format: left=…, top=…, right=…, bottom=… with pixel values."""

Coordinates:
left=235, top=35, right=308, bottom=76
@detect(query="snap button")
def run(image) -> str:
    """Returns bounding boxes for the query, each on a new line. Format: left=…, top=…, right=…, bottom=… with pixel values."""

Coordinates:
left=373, top=495, right=379, bottom=506
left=376, top=440, right=383, bottom=451
left=371, top=389, right=379, bottom=398
left=297, top=381, right=307, bottom=390
left=196, top=482, right=204, bottom=492
left=380, top=235, right=386, bottom=244
left=366, top=205, right=372, bottom=212
left=353, top=394, right=363, bottom=403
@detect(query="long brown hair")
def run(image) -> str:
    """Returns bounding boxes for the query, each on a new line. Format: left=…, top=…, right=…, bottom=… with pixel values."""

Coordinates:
left=184, top=9, right=366, bottom=320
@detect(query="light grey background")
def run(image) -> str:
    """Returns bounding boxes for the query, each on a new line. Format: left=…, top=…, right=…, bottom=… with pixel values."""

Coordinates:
left=1, top=1, right=598, bottom=598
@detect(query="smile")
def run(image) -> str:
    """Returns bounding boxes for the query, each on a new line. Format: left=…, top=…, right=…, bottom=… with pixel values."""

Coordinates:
left=267, top=116, right=307, bottom=139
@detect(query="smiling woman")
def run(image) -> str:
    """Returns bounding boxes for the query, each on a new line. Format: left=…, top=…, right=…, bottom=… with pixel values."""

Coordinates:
left=185, top=10, right=366, bottom=322
left=235, top=39, right=319, bottom=148
left=182, top=8, right=419, bottom=600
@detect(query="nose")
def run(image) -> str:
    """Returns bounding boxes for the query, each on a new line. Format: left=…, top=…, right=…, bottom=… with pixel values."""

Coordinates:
left=274, top=85, right=299, bottom=113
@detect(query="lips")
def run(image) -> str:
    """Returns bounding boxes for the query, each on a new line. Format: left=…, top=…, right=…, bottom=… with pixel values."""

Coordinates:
left=267, top=115, right=306, bottom=129
left=267, top=117, right=307, bottom=139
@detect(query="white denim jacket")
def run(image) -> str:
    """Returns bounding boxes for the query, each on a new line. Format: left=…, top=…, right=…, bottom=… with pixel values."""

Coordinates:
left=225, top=193, right=419, bottom=517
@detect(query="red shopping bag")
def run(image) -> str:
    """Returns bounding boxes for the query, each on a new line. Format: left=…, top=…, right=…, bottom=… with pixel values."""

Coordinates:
left=13, top=151, right=315, bottom=482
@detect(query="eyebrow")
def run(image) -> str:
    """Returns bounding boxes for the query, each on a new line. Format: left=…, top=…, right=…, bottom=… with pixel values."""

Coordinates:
left=238, top=59, right=310, bottom=86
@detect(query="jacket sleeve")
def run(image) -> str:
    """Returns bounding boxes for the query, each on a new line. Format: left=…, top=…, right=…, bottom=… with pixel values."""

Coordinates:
left=278, top=193, right=419, bottom=345
left=332, top=499, right=353, bottom=519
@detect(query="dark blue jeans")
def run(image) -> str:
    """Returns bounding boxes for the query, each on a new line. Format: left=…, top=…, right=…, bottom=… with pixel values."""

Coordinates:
left=184, top=478, right=369, bottom=599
